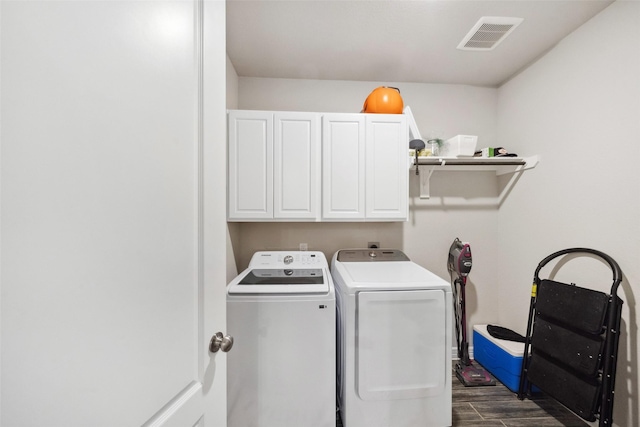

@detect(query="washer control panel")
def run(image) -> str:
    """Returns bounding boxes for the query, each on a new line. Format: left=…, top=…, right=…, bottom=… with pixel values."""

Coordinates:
left=249, top=251, right=328, bottom=268
left=232, top=251, right=331, bottom=295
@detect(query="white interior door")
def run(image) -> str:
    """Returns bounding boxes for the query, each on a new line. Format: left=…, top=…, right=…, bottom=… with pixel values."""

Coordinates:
left=0, top=1, right=227, bottom=426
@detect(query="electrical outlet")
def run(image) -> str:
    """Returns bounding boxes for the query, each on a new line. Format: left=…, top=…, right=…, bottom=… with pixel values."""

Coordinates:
left=299, top=243, right=308, bottom=251
left=368, top=241, right=380, bottom=249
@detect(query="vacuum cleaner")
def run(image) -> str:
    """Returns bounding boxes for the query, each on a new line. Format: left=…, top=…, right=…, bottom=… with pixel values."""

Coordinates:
left=447, top=238, right=495, bottom=387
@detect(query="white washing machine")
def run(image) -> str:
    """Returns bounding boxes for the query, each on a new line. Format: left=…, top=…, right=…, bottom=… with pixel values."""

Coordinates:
left=331, top=249, right=452, bottom=427
left=227, top=251, right=335, bottom=427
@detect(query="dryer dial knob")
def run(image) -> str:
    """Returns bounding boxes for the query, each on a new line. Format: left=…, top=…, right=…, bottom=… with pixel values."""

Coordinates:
left=284, top=255, right=294, bottom=264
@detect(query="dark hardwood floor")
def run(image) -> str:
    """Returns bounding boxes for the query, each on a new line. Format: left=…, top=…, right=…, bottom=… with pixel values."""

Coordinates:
left=452, top=362, right=589, bottom=426
left=336, top=362, right=590, bottom=426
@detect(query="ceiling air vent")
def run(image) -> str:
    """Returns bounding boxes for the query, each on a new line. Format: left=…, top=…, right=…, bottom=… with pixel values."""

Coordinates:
left=457, top=16, right=523, bottom=51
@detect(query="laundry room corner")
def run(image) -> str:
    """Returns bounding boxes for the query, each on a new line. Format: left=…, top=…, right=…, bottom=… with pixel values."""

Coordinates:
left=495, top=3, right=640, bottom=426
left=222, top=3, right=639, bottom=427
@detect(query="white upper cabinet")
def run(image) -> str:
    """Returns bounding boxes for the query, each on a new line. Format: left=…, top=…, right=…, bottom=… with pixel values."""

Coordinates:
left=322, top=113, right=408, bottom=221
left=228, top=110, right=408, bottom=222
left=228, top=110, right=320, bottom=221
left=273, top=112, right=321, bottom=219
left=228, top=110, right=273, bottom=220
left=321, top=114, right=366, bottom=220
left=365, top=115, right=409, bottom=220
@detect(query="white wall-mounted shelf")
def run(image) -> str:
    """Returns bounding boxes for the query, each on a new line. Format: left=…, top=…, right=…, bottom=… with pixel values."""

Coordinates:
left=412, top=155, right=539, bottom=199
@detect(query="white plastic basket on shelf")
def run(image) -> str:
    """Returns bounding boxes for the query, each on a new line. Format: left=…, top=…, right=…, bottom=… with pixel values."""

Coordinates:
left=443, top=135, right=477, bottom=157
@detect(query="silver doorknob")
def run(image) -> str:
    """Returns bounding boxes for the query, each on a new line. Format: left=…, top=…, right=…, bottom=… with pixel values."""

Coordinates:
left=209, top=332, right=234, bottom=353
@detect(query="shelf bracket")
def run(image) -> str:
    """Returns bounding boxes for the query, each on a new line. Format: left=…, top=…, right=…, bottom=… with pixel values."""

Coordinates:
left=419, top=167, right=435, bottom=199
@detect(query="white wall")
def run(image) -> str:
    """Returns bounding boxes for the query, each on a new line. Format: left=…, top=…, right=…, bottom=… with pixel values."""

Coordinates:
left=226, top=55, right=239, bottom=110
left=225, top=55, right=240, bottom=282
left=235, top=78, right=505, bottom=328
left=497, top=2, right=640, bottom=426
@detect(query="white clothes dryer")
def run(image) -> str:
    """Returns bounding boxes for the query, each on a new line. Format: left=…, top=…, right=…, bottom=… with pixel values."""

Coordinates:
left=331, top=249, right=452, bottom=427
left=227, top=251, right=335, bottom=427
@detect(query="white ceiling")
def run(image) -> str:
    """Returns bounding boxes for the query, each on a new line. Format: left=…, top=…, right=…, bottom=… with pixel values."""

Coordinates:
left=227, top=0, right=614, bottom=87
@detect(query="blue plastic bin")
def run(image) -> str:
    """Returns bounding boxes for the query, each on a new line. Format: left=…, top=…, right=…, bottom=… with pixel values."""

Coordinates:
left=473, top=324, right=537, bottom=393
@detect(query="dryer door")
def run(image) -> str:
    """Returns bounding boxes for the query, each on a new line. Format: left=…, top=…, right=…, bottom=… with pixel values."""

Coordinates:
left=356, top=289, right=446, bottom=400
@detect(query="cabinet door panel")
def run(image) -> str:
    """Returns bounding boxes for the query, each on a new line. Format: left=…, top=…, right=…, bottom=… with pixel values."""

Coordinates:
left=322, top=114, right=365, bottom=220
left=228, top=111, right=273, bottom=220
left=366, top=115, right=408, bottom=220
left=274, top=112, right=319, bottom=219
